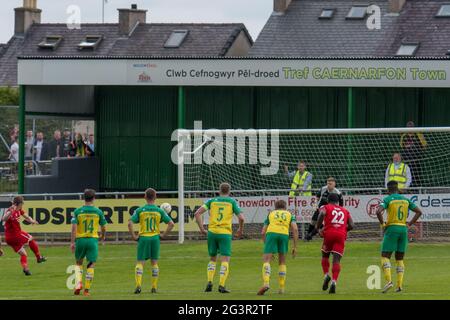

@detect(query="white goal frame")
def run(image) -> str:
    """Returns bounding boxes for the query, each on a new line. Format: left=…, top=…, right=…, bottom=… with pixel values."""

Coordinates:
left=177, top=126, right=450, bottom=243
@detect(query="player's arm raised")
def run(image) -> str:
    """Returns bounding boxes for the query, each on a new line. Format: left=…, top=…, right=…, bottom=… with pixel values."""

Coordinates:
left=22, top=213, right=39, bottom=225
left=290, top=221, right=299, bottom=258
left=1, top=208, right=13, bottom=222
left=408, top=207, right=423, bottom=227
left=194, top=206, right=208, bottom=235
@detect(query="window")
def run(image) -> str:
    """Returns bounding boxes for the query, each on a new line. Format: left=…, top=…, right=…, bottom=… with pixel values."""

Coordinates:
left=319, top=9, right=335, bottom=19
left=396, top=43, right=419, bottom=56
left=78, top=35, right=103, bottom=50
left=436, top=4, right=450, bottom=17
left=346, top=6, right=367, bottom=19
left=38, top=36, right=63, bottom=50
left=164, top=30, right=189, bottom=48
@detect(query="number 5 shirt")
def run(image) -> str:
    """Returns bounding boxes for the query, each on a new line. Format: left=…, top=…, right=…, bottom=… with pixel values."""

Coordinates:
left=202, top=197, right=242, bottom=235
left=71, top=206, right=107, bottom=238
left=130, top=204, right=172, bottom=237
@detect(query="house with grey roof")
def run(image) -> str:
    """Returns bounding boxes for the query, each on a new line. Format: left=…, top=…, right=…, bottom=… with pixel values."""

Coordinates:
left=250, top=0, right=450, bottom=57
left=0, top=1, right=253, bottom=87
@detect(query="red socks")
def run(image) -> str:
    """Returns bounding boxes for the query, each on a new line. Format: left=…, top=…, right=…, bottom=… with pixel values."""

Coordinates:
left=321, top=258, right=330, bottom=275
left=29, top=240, right=41, bottom=259
left=332, top=263, right=341, bottom=282
left=20, top=255, right=28, bottom=269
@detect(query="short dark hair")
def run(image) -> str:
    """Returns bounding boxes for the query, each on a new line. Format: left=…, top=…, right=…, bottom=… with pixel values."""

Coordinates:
left=84, top=189, right=96, bottom=202
left=145, top=188, right=156, bottom=201
left=275, top=199, right=287, bottom=210
left=220, top=183, right=231, bottom=195
left=327, top=177, right=336, bottom=183
left=327, top=193, right=340, bottom=204
left=387, top=180, right=399, bottom=193
left=12, top=196, right=24, bottom=206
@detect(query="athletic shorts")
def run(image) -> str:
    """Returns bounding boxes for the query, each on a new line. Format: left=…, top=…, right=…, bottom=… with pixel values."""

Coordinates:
left=311, top=209, right=320, bottom=222
left=137, top=236, right=160, bottom=261
left=264, top=232, right=289, bottom=254
left=322, top=232, right=346, bottom=256
left=75, top=238, right=99, bottom=263
left=207, top=232, right=232, bottom=257
left=5, top=231, right=32, bottom=253
left=381, top=225, right=408, bottom=253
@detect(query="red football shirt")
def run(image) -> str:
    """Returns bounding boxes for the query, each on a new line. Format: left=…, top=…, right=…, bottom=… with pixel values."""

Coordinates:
left=320, top=204, right=351, bottom=237
left=3, top=207, right=24, bottom=236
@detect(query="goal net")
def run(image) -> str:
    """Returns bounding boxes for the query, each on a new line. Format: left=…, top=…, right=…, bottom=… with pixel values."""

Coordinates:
left=176, top=127, right=450, bottom=242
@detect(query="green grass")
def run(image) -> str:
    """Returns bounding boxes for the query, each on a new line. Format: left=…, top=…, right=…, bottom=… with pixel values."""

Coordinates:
left=0, top=240, right=449, bottom=300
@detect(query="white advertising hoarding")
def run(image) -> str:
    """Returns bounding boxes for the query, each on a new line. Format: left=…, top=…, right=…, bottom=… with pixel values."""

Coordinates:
left=224, top=194, right=450, bottom=223
left=18, top=59, right=450, bottom=88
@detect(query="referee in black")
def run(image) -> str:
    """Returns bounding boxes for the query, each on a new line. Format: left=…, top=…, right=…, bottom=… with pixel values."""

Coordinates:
left=306, top=177, right=344, bottom=241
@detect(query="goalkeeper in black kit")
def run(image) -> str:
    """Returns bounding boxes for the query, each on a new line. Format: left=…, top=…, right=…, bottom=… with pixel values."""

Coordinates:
left=306, top=177, right=344, bottom=241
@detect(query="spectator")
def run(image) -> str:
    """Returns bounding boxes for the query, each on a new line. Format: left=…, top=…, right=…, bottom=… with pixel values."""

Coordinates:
left=24, top=130, right=34, bottom=160
left=400, top=121, right=427, bottom=187
left=86, top=134, right=95, bottom=157
left=284, top=161, right=313, bottom=197
left=73, top=133, right=86, bottom=157
left=9, top=138, right=19, bottom=162
left=62, top=129, right=74, bottom=157
left=9, top=125, right=19, bottom=143
left=48, top=130, right=63, bottom=159
left=385, top=153, right=412, bottom=191
left=33, top=132, right=49, bottom=161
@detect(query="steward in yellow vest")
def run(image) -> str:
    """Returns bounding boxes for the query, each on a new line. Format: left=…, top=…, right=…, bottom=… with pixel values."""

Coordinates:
left=285, top=161, right=313, bottom=197
left=385, top=153, right=412, bottom=190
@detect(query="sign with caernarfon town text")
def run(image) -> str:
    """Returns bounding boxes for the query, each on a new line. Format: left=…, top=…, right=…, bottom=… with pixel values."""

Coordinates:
left=18, top=58, right=450, bottom=87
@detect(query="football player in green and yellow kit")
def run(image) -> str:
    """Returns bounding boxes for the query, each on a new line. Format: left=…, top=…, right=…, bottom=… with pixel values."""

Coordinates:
left=128, top=188, right=174, bottom=294
left=194, top=183, right=245, bottom=293
left=376, top=180, right=422, bottom=293
left=70, top=189, right=107, bottom=296
left=257, top=199, right=298, bottom=295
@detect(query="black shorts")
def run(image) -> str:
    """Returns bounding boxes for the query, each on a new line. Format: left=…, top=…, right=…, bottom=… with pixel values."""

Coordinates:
left=312, top=209, right=320, bottom=222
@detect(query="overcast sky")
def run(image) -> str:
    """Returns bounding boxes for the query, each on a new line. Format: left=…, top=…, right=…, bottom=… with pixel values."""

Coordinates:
left=0, top=0, right=273, bottom=43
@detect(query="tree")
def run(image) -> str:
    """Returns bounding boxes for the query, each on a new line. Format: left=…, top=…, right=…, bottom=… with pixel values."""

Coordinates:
left=0, top=87, right=19, bottom=160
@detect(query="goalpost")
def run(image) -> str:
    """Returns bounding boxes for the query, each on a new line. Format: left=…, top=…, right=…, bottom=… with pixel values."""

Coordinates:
left=177, top=127, right=450, bottom=244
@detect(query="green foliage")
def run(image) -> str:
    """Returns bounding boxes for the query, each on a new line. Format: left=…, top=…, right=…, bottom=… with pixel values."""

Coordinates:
left=0, top=86, right=19, bottom=105
left=0, top=87, right=19, bottom=161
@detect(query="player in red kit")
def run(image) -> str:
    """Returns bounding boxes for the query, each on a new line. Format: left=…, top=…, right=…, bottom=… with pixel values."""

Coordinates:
left=315, top=193, right=354, bottom=294
left=2, top=196, right=47, bottom=275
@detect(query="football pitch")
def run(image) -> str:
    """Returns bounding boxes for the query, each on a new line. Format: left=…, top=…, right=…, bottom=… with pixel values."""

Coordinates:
left=1, top=239, right=450, bottom=300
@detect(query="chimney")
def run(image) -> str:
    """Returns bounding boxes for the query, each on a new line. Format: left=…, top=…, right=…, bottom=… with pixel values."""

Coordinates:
left=389, top=0, right=406, bottom=13
left=14, top=0, right=41, bottom=35
left=118, top=4, right=147, bottom=35
left=274, top=0, right=292, bottom=14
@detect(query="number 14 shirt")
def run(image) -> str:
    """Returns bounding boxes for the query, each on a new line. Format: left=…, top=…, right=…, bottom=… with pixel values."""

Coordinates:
left=71, top=206, right=107, bottom=238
